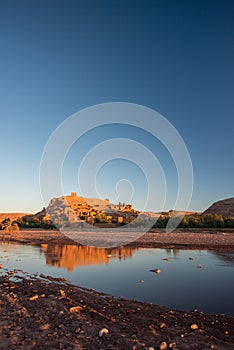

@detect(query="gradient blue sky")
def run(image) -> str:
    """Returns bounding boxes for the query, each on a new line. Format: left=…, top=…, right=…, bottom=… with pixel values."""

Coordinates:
left=0, top=0, right=233, bottom=213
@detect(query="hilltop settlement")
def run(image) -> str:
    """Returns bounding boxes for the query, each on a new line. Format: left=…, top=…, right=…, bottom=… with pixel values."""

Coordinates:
left=1, top=194, right=234, bottom=232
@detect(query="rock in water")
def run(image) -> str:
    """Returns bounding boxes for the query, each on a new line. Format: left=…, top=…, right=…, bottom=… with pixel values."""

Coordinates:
left=149, top=268, right=161, bottom=274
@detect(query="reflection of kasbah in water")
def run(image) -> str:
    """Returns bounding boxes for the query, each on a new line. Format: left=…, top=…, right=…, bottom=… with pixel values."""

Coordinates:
left=40, top=244, right=139, bottom=272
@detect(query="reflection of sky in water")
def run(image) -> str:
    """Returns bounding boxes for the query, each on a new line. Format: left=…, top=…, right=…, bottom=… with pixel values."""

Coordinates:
left=0, top=242, right=233, bottom=316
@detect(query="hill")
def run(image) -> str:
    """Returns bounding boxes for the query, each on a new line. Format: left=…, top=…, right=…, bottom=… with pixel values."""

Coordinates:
left=203, top=198, right=234, bottom=217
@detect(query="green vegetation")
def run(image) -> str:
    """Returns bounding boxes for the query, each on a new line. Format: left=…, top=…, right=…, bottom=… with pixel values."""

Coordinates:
left=0, top=217, right=56, bottom=231
left=1, top=213, right=234, bottom=231
left=152, top=213, right=234, bottom=229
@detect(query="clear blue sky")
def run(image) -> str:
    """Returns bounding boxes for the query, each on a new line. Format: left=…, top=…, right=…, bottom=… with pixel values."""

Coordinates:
left=0, top=0, right=233, bottom=213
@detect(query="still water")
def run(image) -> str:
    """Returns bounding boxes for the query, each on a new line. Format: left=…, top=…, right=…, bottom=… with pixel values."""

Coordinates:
left=0, top=242, right=233, bottom=316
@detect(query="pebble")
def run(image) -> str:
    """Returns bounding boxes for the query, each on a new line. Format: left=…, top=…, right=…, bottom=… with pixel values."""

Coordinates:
left=99, top=328, right=109, bottom=337
left=139, top=279, right=144, bottom=283
left=191, top=323, right=199, bottom=330
left=160, top=322, right=167, bottom=328
left=150, top=269, right=161, bottom=274
left=0, top=264, right=2, bottom=269
left=60, top=289, right=66, bottom=298
left=29, top=295, right=39, bottom=301
left=169, top=342, right=177, bottom=349
left=159, top=341, right=168, bottom=349
left=70, top=306, right=82, bottom=313
left=74, top=327, right=81, bottom=334
left=39, top=323, right=50, bottom=331
left=197, top=264, right=203, bottom=268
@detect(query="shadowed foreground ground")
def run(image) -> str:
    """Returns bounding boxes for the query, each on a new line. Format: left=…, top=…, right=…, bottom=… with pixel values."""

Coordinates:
left=0, top=271, right=233, bottom=350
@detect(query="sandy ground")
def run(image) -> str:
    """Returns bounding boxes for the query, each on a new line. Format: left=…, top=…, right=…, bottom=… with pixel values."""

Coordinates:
left=0, top=229, right=234, bottom=349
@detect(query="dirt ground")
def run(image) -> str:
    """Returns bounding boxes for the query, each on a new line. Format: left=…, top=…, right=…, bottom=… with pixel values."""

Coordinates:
left=0, top=229, right=234, bottom=349
left=0, top=271, right=233, bottom=350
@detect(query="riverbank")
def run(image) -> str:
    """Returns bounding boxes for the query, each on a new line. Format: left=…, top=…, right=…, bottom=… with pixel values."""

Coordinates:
left=0, top=270, right=233, bottom=350
left=1, top=230, right=234, bottom=349
left=1, top=229, right=234, bottom=250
